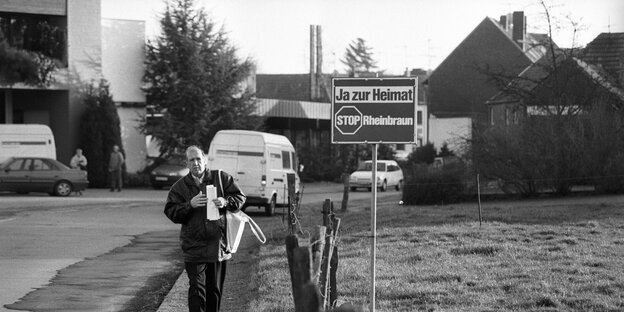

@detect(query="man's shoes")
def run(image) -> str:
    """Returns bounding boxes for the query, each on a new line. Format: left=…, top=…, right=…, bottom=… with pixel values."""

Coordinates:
left=110, top=189, right=114, bottom=192
left=117, top=189, right=121, bottom=192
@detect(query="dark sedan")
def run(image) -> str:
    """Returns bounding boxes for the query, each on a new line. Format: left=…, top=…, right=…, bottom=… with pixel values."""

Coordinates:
left=0, top=157, right=89, bottom=196
left=149, top=155, right=189, bottom=189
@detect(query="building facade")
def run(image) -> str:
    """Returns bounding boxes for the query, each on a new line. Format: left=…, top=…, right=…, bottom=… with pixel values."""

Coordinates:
left=1, top=0, right=147, bottom=172
left=1, top=0, right=102, bottom=164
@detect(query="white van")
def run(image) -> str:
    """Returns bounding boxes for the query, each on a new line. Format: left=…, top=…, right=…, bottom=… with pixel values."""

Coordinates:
left=207, top=130, right=301, bottom=216
left=0, top=124, right=56, bottom=164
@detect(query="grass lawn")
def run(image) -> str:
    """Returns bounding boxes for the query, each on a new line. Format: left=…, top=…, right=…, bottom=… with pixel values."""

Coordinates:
left=249, top=194, right=624, bottom=311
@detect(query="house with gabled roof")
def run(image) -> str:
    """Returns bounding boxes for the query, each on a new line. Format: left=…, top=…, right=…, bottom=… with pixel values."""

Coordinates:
left=486, top=54, right=624, bottom=126
left=487, top=33, right=624, bottom=125
left=582, top=32, right=624, bottom=88
left=424, top=11, right=550, bottom=153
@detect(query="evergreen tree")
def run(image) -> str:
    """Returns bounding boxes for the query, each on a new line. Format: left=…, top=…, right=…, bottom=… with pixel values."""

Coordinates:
left=341, top=38, right=378, bottom=77
left=438, top=143, right=455, bottom=157
left=77, top=80, right=124, bottom=188
left=141, top=0, right=260, bottom=155
left=408, top=143, right=437, bottom=164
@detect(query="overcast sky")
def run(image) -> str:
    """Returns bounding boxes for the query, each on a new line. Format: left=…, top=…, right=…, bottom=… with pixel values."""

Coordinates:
left=102, top=0, right=624, bottom=75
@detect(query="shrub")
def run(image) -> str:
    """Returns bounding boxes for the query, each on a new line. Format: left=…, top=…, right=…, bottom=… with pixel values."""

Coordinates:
left=407, top=142, right=436, bottom=165
left=402, top=162, right=469, bottom=205
left=77, top=80, right=125, bottom=188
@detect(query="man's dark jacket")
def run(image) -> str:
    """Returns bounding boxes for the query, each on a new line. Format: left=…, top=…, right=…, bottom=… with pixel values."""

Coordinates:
left=164, top=170, right=245, bottom=262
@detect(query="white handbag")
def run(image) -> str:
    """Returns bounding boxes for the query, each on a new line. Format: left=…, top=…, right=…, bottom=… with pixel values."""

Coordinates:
left=216, top=170, right=266, bottom=253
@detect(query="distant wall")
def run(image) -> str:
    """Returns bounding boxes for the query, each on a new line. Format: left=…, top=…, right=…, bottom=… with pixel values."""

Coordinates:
left=117, top=106, right=147, bottom=173
left=102, top=18, right=146, bottom=103
left=428, top=115, right=471, bottom=154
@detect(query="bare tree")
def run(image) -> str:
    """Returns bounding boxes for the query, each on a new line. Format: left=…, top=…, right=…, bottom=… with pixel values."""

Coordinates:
left=468, top=1, right=624, bottom=196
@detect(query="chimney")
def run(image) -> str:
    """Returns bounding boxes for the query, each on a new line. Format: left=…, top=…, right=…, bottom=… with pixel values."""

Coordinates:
left=310, top=25, right=317, bottom=100
left=499, top=15, right=507, bottom=30
left=316, top=25, right=323, bottom=100
left=512, top=11, right=526, bottom=51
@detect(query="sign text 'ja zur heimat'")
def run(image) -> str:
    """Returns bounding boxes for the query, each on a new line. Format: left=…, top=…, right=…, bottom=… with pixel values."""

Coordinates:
left=334, top=87, right=415, bottom=103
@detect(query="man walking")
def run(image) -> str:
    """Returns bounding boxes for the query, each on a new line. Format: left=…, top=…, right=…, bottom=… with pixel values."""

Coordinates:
left=164, top=145, right=245, bottom=312
left=108, top=144, right=124, bottom=192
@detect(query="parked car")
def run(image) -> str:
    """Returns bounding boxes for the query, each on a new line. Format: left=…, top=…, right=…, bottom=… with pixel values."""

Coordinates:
left=149, top=155, right=189, bottom=189
left=0, top=157, right=88, bottom=196
left=349, top=160, right=404, bottom=192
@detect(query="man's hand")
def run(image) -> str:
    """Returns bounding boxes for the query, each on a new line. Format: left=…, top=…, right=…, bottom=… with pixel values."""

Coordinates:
left=213, top=197, right=227, bottom=209
left=190, top=191, right=207, bottom=208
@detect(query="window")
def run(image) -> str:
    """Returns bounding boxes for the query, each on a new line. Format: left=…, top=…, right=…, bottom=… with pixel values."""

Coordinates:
left=281, top=151, right=291, bottom=169
left=7, top=159, right=25, bottom=170
left=0, top=13, right=68, bottom=65
left=505, top=107, right=510, bottom=125
left=377, top=163, right=386, bottom=171
left=23, top=159, right=33, bottom=170
left=357, top=162, right=386, bottom=171
left=31, top=159, right=51, bottom=170
left=417, top=111, right=423, bottom=125
left=291, top=151, right=298, bottom=170
left=513, top=110, right=520, bottom=125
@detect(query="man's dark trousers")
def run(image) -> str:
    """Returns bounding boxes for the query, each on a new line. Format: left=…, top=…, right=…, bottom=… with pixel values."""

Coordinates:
left=185, top=261, right=227, bottom=312
left=109, top=169, right=122, bottom=191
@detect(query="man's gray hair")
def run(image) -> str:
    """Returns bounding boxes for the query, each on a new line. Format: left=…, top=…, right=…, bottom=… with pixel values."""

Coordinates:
left=185, top=145, right=204, bottom=157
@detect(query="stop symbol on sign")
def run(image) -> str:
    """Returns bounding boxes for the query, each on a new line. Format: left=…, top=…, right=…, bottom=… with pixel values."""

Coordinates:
left=335, top=106, right=363, bottom=135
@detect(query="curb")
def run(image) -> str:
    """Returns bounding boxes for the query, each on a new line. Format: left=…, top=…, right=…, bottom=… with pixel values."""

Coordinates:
left=157, top=270, right=188, bottom=312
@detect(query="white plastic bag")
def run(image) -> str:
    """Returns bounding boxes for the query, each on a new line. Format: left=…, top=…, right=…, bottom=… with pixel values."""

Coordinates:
left=214, top=169, right=266, bottom=253
left=226, top=210, right=266, bottom=253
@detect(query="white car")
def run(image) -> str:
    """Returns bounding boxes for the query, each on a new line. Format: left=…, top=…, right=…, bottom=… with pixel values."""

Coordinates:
left=349, top=160, right=404, bottom=192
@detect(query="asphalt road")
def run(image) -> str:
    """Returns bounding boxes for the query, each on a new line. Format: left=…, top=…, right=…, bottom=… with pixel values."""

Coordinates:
left=0, top=182, right=401, bottom=311
left=0, top=188, right=178, bottom=311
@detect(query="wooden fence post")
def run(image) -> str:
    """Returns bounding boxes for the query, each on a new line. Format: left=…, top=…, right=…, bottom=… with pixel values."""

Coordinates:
left=311, top=226, right=327, bottom=285
left=287, top=173, right=297, bottom=233
left=328, top=216, right=341, bottom=307
left=319, top=200, right=331, bottom=304
left=286, top=234, right=322, bottom=312
left=320, top=199, right=341, bottom=309
left=341, top=173, right=349, bottom=211
left=286, top=235, right=301, bottom=307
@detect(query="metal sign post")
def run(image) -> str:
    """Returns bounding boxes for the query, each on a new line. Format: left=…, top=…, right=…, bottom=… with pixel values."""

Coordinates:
left=370, top=143, right=378, bottom=311
left=330, top=78, right=417, bottom=312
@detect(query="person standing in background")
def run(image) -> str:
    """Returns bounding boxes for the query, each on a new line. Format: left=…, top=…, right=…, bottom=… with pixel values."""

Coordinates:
left=108, top=144, right=124, bottom=192
left=70, top=148, right=88, bottom=170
